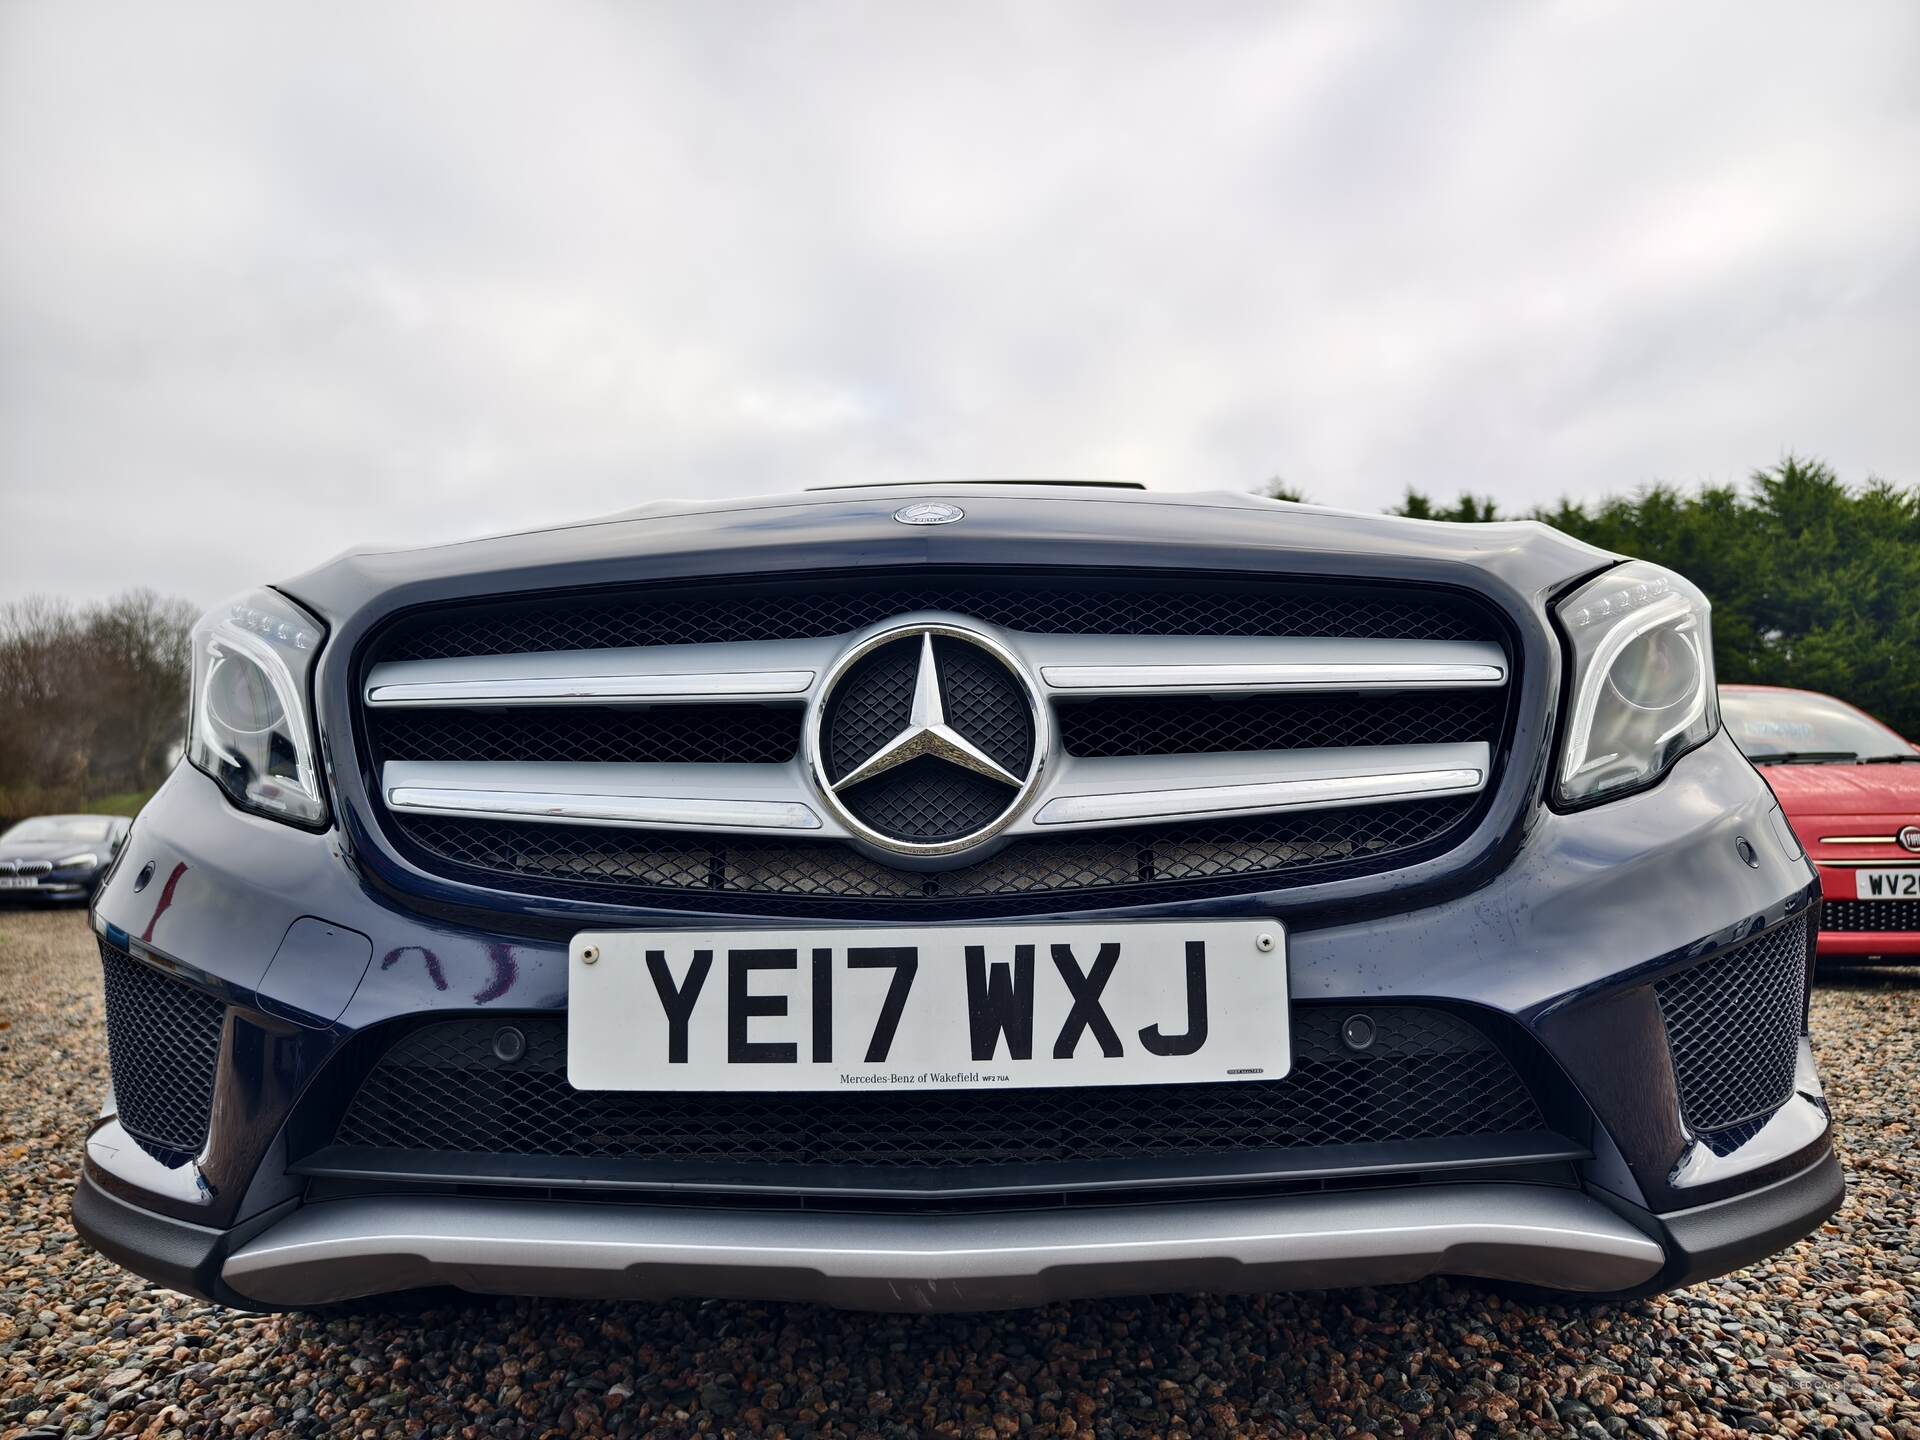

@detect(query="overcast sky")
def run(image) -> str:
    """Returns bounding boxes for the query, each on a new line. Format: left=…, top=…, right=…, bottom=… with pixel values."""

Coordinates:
left=2, top=1, right=1916, bottom=608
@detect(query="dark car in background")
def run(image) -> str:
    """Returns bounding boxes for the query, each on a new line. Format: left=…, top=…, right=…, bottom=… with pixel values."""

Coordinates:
left=1722, top=683, right=1920, bottom=964
left=0, top=814, right=130, bottom=902
left=72, top=484, right=1838, bottom=1312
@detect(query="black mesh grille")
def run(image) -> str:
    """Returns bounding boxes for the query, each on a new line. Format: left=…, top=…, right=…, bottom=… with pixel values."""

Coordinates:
left=936, top=640, right=1033, bottom=773
left=99, top=941, right=225, bottom=1162
left=1821, top=898, right=1920, bottom=934
left=1059, top=689, right=1506, bottom=758
left=368, top=704, right=800, bottom=766
left=824, top=643, right=919, bottom=777
left=390, top=797, right=1477, bottom=917
left=839, top=757, right=1020, bottom=843
left=1655, top=919, right=1811, bottom=1137
left=333, top=1005, right=1546, bottom=1173
left=379, top=574, right=1492, bottom=661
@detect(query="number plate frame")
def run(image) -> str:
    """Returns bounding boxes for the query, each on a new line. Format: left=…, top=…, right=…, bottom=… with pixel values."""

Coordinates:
left=567, top=920, right=1288, bottom=1093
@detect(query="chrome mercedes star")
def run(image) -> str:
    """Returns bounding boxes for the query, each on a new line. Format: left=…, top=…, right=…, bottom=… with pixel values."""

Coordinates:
left=831, top=633, right=1024, bottom=792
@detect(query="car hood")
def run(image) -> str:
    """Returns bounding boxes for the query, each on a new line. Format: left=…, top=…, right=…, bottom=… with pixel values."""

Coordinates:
left=0, top=840, right=102, bottom=863
left=277, top=484, right=1620, bottom=631
left=1755, top=761, right=1920, bottom=819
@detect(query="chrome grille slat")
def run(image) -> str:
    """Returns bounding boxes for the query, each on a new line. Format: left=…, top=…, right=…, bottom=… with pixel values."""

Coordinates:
left=380, top=742, right=1491, bottom=837
left=364, top=634, right=1508, bottom=708
left=365, top=638, right=835, bottom=708
left=383, top=761, right=826, bottom=834
left=1032, top=744, right=1490, bottom=828
left=1023, top=635, right=1508, bottom=694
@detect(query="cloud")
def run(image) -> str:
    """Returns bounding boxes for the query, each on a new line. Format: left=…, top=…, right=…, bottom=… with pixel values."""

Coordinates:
left=2, top=0, right=1916, bottom=605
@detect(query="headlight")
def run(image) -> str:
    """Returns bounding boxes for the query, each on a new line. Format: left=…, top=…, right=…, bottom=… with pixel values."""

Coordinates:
left=187, top=589, right=328, bottom=826
left=55, top=853, right=101, bottom=871
left=1555, top=560, right=1717, bottom=806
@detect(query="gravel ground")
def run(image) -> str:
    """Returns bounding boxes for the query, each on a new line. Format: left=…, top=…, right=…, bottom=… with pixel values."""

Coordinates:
left=1, top=907, right=1913, bottom=1440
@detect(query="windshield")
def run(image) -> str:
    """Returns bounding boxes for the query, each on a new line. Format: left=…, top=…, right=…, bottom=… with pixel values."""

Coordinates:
left=1721, top=691, right=1914, bottom=761
left=0, top=816, right=115, bottom=845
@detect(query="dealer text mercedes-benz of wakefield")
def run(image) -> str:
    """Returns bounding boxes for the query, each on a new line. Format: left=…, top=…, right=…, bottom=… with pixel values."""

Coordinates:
left=73, top=483, right=1840, bottom=1310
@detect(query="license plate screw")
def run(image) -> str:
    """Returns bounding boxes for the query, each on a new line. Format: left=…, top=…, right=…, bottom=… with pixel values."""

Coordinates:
left=1255, top=932, right=1277, bottom=953
left=580, top=944, right=600, bottom=964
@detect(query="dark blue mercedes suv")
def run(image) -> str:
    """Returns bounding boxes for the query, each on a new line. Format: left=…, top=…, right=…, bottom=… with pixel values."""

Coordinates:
left=74, top=482, right=1839, bottom=1311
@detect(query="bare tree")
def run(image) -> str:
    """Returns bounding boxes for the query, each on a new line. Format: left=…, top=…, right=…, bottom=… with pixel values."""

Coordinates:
left=84, top=590, right=199, bottom=790
left=0, top=590, right=197, bottom=820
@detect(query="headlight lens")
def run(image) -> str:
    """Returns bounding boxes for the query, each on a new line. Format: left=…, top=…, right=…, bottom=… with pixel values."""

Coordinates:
left=56, top=852, right=101, bottom=871
left=1555, top=561, right=1717, bottom=805
left=187, top=590, right=328, bottom=826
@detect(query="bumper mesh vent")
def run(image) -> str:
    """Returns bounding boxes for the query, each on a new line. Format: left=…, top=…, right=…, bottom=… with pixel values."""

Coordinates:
left=1655, top=918, right=1812, bottom=1138
left=332, top=1005, right=1546, bottom=1174
left=99, top=940, right=225, bottom=1162
left=1821, top=898, right=1920, bottom=934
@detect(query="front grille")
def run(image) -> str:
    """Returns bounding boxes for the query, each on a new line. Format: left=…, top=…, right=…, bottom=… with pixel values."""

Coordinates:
left=331, top=1005, right=1547, bottom=1174
left=1, top=859, right=53, bottom=877
left=1655, top=918, right=1812, bottom=1139
left=393, top=797, right=1477, bottom=917
left=99, top=941, right=225, bottom=1162
left=1821, top=898, right=1920, bottom=934
left=362, top=572, right=1513, bottom=911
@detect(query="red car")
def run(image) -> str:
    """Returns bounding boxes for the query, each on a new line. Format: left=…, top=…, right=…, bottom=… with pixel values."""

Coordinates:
left=1722, top=684, right=1920, bottom=962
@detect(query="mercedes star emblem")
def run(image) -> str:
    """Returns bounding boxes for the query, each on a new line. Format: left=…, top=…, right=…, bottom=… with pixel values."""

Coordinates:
left=831, top=634, right=1024, bottom=792
left=809, top=619, right=1046, bottom=857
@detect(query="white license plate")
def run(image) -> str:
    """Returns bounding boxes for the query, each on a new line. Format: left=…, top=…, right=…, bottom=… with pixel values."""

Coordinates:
left=0, top=877, right=38, bottom=890
left=568, top=920, right=1287, bottom=1092
left=1857, top=869, right=1920, bottom=899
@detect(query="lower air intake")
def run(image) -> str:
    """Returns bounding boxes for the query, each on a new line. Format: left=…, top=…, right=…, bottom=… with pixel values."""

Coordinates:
left=332, top=1005, right=1547, bottom=1173
left=1655, top=917, right=1812, bottom=1139
left=99, top=940, right=225, bottom=1163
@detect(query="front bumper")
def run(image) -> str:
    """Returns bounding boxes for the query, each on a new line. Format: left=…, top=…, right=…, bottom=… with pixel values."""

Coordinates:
left=78, top=733, right=1840, bottom=1309
left=72, top=1149, right=1841, bottom=1312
